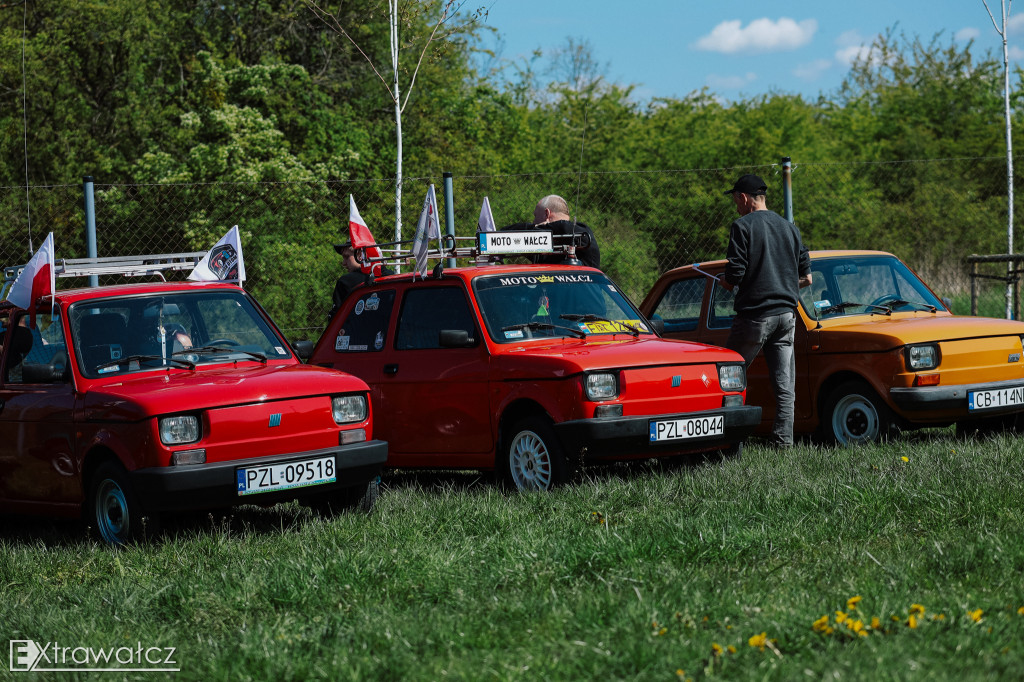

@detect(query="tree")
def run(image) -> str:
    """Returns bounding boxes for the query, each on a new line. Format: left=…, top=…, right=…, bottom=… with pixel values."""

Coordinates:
left=307, top=0, right=486, bottom=243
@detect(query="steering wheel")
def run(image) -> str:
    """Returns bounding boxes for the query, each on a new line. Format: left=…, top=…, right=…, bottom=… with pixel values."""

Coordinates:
left=868, top=294, right=900, bottom=308
left=205, top=338, right=240, bottom=347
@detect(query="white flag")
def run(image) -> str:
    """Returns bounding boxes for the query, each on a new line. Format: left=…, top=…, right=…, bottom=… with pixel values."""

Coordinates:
left=189, top=225, right=245, bottom=283
left=7, top=232, right=54, bottom=314
left=478, top=196, right=496, bottom=233
left=413, top=185, right=440, bottom=279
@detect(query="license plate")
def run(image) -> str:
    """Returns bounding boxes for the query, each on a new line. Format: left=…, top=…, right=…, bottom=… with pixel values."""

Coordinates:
left=969, top=386, right=1024, bottom=411
left=236, top=455, right=336, bottom=496
left=649, top=415, right=724, bottom=442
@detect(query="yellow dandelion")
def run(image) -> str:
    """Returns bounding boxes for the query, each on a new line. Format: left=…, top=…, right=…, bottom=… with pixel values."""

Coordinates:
left=835, top=610, right=848, bottom=624
left=910, top=603, right=926, bottom=616
left=812, top=615, right=831, bottom=632
left=871, top=616, right=881, bottom=629
left=847, top=595, right=862, bottom=610
left=748, top=632, right=768, bottom=650
left=711, top=642, right=723, bottom=657
left=970, top=609, right=984, bottom=623
left=891, top=615, right=901, bottom=622
left=901, top=456, right=909, bottom=462
left=727, top=645, right=737, bottom=654
left=1017, top=606, right=1024, bottom=616
left=659, top=627, right=667, bottom=636
left=850, top=619, right=865, bottom=634
left=676, top=670, right=685, bottom=679
left=908, top=614, right=918, bottom=629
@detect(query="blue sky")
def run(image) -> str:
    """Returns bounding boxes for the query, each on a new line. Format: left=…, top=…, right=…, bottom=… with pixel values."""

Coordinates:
left=478, top=0, right=1022, bottom=101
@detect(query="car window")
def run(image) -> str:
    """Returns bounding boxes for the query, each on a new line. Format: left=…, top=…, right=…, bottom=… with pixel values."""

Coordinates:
left=395, top=287, right=477, bottom=350
left=330, top=289, right=396, bottom=353
left=473, top=271, right=652, bottom=342
left=801, top=255, right=944, bottom=319
left=4, top=312, right=70, bottom=385
left=649, top=277, right=705, bottom=332
left=70, top=290, right=292, bottom=378
left=708, top=283, right=736, bottom=330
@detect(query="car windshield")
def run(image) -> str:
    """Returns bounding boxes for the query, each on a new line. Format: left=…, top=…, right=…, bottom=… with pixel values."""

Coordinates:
left=70, top=290, right=291, bottom=378
left=800, top=255, right=945, bottom=321
left=473, top=271, right=653, bottom=342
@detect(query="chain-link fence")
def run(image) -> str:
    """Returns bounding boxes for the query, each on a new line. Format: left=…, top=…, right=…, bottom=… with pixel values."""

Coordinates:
left=1, top=156, right=1020, bottom=340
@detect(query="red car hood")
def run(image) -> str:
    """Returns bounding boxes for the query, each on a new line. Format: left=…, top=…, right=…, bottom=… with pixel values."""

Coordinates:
left=83, top=364, right=367, bottom=421
left=491, top=336, right=743, bottom=378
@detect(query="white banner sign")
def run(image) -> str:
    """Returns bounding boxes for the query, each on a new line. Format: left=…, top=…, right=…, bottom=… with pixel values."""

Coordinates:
left=478, top=231, right=553, bottom=255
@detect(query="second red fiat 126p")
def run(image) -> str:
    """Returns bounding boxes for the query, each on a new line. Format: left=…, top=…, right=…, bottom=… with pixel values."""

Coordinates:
left=310, top=231, right=760, bottom=491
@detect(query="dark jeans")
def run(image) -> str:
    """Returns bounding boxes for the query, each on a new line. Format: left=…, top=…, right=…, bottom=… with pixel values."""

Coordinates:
left=726, top=312, right=796, bottom=446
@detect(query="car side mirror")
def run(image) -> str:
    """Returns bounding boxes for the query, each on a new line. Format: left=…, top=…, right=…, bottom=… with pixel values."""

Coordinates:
left=291, top=339, right=314, bottom=360
left=941, top=297, right=952, bottom=311
left=647, top=318, right=665, bottom=335
left=439, top=329, right=473, bottom=348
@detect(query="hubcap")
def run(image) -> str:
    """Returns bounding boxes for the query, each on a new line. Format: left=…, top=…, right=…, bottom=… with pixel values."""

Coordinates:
left=95, top=479, right=130, bottom=545
left=832, top=394, right=879, bottom=445
left=509, top=429, right=552, bottom=491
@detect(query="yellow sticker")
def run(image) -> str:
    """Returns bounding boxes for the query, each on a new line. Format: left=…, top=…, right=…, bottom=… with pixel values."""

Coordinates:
left=582, top=320, right=647, bottom=334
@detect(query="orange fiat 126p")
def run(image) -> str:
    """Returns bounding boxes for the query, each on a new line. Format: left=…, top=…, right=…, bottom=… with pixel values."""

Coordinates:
left=640, top=250, right=1024, bottom=444
left=0, top=253, right=387, bottom=545
left=310, top=230, right=760, bottom=491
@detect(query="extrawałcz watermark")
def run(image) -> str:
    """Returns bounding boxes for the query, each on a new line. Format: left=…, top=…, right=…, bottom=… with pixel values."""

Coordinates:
left=10, top=639, right=179, bottom=673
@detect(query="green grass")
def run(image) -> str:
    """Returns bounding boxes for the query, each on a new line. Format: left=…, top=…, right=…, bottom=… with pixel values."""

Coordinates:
left=3, top=433, right=1024, bottom=681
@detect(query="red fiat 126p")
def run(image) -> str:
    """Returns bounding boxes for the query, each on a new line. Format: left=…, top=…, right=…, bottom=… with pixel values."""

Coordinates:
left=309, top=231, right=760, bottom=491
left=0, top=254, right=387, bottom=545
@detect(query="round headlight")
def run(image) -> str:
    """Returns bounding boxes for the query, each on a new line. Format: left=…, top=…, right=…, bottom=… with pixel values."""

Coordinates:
left=718, top=364, right=746, bottom=391
left=160, top=415, right=200, bottom=445
left=332, top=395, right=368, bottom=424
left=585, top=373, right=619, bottom=400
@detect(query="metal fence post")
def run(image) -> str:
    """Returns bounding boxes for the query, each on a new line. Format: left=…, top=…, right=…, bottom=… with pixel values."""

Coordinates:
left=83, top=176, right=98, bottom=287
left=443, top=171, right=456, bottom=268
left=781, top=157, right=794, bottom=223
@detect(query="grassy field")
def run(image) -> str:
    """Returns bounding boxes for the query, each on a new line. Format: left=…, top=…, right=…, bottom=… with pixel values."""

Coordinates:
left=3, top=432, right=1024, bottom=681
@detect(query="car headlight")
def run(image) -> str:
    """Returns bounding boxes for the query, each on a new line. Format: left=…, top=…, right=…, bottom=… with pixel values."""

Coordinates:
left=160, top=415, right=200, bottom=445
left=718, top=364, right=746, bottom=391
left=585, top=372, right=619, bottom=400
left=332, top=395, right=368, bottom=424
left=906, top=344, right=939, bottom=370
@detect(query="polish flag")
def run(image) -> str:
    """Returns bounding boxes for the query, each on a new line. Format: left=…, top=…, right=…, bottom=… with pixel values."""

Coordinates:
left=349, top=195, right=384, bottom=275
left=7, top=232, right=55, bottom=317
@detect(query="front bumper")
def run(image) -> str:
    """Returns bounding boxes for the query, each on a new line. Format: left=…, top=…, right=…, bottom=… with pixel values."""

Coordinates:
left=129, top=440, right=388, bottom=512
left=554, top=405, right=761, bottom=460
left=890, top=378, right=1024, bottom=414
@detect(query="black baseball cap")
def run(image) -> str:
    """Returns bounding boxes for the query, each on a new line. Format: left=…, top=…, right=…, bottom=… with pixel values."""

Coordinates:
left=725, top=174, right=767, bottom=196
left=333, top=241, right=353, bottom=255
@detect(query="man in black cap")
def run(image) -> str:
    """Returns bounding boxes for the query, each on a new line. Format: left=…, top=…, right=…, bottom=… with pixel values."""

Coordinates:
left=328, top=242, right=392, bottom=321
left=720, top=173, right=811, bottom=447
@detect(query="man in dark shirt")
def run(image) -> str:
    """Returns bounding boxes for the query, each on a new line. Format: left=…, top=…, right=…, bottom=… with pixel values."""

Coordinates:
left=501, top=195, right=600, bottom=268
left=720, top=174, right=811, bottom=447
left=328, top=242, right=392, bottom=321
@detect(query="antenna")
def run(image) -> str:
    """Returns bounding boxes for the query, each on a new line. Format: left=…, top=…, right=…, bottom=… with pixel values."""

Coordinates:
left=20, top=0, right=33, bottom=254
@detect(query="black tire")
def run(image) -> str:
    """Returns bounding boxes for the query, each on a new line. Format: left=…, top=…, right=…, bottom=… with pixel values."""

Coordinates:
left=820, top=380, right=893, bottom=446
left=87, top=461, right=156, bottom=546
left=305, top=478, right=379, bottom=515
left=502, top=416, right=569, bottom=492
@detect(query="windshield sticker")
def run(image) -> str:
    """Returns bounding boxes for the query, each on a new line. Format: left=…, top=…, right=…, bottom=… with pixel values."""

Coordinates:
left=349, top=344, right=368, bottom=351
left=366, top=293, right=380, bottom=311
left=274, top=346, right=285, bottom=354
left=504, top=329, right=525, bottom=339
left=814, top=300, right=832, bottom=310
left=581, top=320, right=646, bottom=334
left=374, top=330, right=384, bottom=350
left=335, top=334, right=350, bottom=351
left=354, top=299, right=365, bottom=315
left=98, top=365, right=119, bottom=374
left=497, top=274, right=594, bottom=286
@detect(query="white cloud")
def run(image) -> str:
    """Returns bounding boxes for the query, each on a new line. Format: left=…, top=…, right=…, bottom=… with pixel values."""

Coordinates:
left=694, top=17, right=817, bottom=55
left=793, top=59, right=831, bottom=81
left=1007, top=14, right=1024, bottom=34
left=1010, top=45, right=1024, bottom=60
left=834, top=31, right=883, bottom=67
left=705, top=72, right=758, bottom=90
left=955, top=27, right=981, bottom=41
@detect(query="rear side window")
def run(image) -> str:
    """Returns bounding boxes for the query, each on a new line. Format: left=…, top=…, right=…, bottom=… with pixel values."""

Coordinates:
left=395, top=288, right=477, bottom=350
left=331, top=290, right=396, bottom=353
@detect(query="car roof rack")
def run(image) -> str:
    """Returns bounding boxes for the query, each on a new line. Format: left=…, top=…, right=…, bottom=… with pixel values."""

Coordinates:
left=2, top=252, right=208, bottom=299
left=355, top=230, right=591, bottom=280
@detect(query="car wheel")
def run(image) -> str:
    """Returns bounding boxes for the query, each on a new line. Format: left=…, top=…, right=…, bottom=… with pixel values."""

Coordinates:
left=87, top=461, right=155, bottom=546
left=503, top=417, right=569, bottom=492
left=822, top=380, right=892, bottom=445
left=305, top=478, right=380, bottom=515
